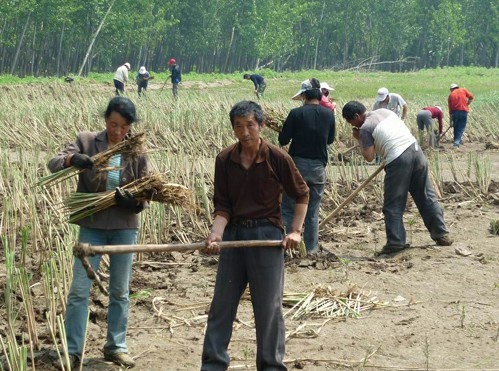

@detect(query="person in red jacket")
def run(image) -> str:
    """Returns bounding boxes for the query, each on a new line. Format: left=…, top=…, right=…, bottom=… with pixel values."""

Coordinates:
left=416, top=105, right=444, bottom=148
left=319, top=82, right=336, bottom=112
left=448, top=83, right=474, bottom=148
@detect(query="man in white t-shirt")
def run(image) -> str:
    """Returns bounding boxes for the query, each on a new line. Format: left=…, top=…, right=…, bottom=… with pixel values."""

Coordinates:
left=373, top=87, right=408, bottom=120
left=342, top=101, right=452, bottom=255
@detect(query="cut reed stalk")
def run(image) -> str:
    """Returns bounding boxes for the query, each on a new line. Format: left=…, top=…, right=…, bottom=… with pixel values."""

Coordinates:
left=64, top=173, right=192, bottom=223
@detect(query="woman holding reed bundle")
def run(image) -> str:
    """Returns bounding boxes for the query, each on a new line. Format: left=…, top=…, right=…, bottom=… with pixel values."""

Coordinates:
left=49, top=96, right=148, bottom=369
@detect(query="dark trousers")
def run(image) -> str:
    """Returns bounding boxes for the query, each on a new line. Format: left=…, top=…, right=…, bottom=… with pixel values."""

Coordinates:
left=137, top=81, right=148, bottom=96
left=113, top=79, right=124, bottom=96
left=451, top=110, right=468, bottom=147
left=383, top=143, right=448, bottom=246
left=172, top=83, right=179, bottom=98
left=201, top=224, right=287, bottom=371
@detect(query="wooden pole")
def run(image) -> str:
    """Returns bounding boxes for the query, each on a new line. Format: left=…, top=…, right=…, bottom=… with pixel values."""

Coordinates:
left=438, top=126, right=452, bottom=140
left=75, top=239, right=283, bottom=257
left=319, top=163, right=385, bottom=228
left=75, top=240, right=283, bottom=295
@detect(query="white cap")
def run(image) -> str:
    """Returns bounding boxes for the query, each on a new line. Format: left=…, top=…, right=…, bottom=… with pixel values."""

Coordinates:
left=450, top=83, right=459, bottom=90
left=376, top=87, right=389, bottom=102
left=139, top=66, right=147, bottom=74
left=435, top=105, right=443, bottom=112
left=291, top=79, right=314, bottom=100
left=320, top=82, right=334, bottom=91
left=124, top=62, right=131, bottom=69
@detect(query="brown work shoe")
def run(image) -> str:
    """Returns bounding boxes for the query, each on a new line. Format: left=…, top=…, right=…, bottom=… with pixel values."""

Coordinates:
left=435, top=234, right=453, bottom=246
left=104, top=352, right=135, bottom=368
left=53, top=354, right=80, bottom=370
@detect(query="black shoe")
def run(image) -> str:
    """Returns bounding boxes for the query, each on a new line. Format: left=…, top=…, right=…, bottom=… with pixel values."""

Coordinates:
left=377, top=244, right=410, bottom=256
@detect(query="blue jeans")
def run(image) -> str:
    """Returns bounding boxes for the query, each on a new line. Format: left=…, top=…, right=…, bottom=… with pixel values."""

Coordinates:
left=65, top=227, right=137, bottom=358
left=451, top=111, right=468, bottom=147
left=282, top=157, right=326, bottom=253
left=383, top=144, right=448, bottom=246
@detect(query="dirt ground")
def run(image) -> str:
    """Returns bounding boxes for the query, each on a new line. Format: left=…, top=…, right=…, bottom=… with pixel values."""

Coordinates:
left=11, top=143, right=499, bottom=370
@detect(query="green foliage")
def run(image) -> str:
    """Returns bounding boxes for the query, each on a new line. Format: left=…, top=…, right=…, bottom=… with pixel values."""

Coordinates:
left=1, top=0, right=498, bottom=76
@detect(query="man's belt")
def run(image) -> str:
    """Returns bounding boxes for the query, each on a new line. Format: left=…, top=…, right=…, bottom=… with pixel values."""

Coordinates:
left=231, top=218, right=273, bottom=228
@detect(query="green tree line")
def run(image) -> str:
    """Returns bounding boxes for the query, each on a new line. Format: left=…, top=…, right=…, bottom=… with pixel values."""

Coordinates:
left=0, top=0, right=497, bottom=76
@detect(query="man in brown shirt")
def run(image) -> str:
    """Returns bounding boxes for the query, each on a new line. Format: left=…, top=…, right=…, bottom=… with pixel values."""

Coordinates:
left=201, top=101, right=309, bottom=371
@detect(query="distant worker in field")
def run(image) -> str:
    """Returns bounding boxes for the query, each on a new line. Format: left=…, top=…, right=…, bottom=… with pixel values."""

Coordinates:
left=243, top=73, right=266, bottom=99
left=113, top=62, right=130, bottom=96
left=319, top=82, right=336, bottom=112
left=135, top=66, right=151, bottom=97
left=342, top=101, right=453, bottom=256
left=279, top=78, right=335, bottom=254
left=448, top=83, right=474, bottom=149
left=167, top=58, right=181, bottom=98
left=373, top=87, right=408, bottom=121
left=201, top=100, right=309, bottom=370
left=416, top=105, right=444, bottom=148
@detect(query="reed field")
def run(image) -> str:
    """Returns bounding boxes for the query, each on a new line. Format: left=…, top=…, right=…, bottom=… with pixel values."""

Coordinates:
left=1, top=67, right=498, bottom=370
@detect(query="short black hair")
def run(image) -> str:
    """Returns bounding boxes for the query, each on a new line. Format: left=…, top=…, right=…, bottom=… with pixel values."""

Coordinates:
left=243, top=74, right=250, bottom=79
left=229, top=101, right=264, bottom=128
left=342, top=101, right=367, bottom=120
left=104, top=97, right=138, bottom=124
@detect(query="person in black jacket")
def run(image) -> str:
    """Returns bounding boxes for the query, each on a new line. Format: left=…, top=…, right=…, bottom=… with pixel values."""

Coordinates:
left=278, top=78, right=336, bottom=254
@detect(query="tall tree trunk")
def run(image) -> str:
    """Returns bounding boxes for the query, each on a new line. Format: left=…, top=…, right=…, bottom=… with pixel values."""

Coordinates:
left=56, top=22, right=65, bottom=77
left=224, top=25, right=236, bottom=73
left=495, top=43, right=498, bottom=68
left=30, top=22, right=37, bottom=76
left=313, top=0, right=326, bottom=70
left=136, top=45, right=143, bottom=70
left=78, top=0, right=115, bottom=76
left=11, top=12, right=32, bottom=75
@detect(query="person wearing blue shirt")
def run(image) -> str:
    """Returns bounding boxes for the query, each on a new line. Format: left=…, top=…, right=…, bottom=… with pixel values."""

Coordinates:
left=167, top=58, right=181, bottom=98
left=244, top=74, right=266, bottom=99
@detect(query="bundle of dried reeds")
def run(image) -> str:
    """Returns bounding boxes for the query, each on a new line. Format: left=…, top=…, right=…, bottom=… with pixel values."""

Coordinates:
left=283, top=285, right=387, bottom=320
left=65, top=173, right=192, bottom=223
left=37, top=132, right=147, bottom=188
left=264, top=106, right=286, bottom=133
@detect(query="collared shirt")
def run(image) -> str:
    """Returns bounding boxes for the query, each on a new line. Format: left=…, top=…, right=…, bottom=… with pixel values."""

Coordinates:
left=448, top=88, right=474, bottom=113
left=213, top=138, right=309, bottom=229
left=48, top=130, right=148, bottom=229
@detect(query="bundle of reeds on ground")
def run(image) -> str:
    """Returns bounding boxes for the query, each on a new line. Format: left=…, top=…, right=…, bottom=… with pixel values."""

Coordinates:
left=283, top=285, right=387, bottom=320
left=37, top=132, right=147, bottom=188
left=65, top=173, right=192, bottom=223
